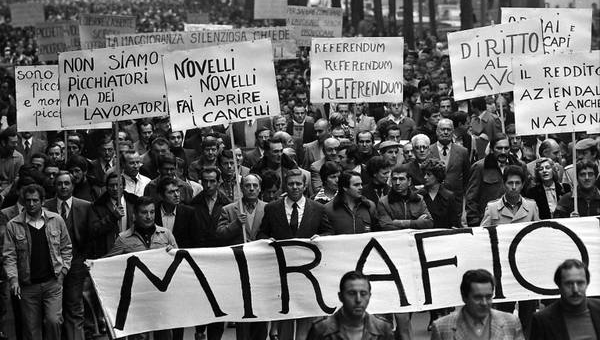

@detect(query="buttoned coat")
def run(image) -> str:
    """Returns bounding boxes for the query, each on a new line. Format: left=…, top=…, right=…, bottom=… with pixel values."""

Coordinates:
left=216, top=199, right=266, bottom=245
left=258, top=197, right=333, bottom=240
left=431, top=308, right=525, bottom=340
left=429, top=142, right=470, bottom=199
left=44, top=197, right=91, bottom=259
left=480, top=196, right=539, bottom=227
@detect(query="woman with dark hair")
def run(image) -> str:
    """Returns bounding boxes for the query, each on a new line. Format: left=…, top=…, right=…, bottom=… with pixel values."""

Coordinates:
left=524, top=157, right=570, bottom=219
left=418, top=158, right=461, bottom=229
left=312, top=161, right=341, bottom=204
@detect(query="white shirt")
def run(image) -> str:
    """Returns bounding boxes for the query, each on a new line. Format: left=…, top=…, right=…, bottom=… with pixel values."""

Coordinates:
left=123, top=173, right=151, bottom=197
left=160, top=206, right=176, bottom=232
left=26, top=211, right=46, bottom=230
left=22, top=137, right=33, bottom=149
left=57, top=197, right=73, bottom=218
left=284, top=196, right=306, bottom=225
left=436, top=142, right=452, bottom=168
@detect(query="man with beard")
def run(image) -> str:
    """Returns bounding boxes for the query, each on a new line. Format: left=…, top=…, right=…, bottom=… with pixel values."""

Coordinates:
left=324, top=171, right=378, bottom=235
left=307, top=272, right=393, bottom=340
left=0, top=125, right=24, bottom=193
left=529, top=259, right=600, bottom=339
left=66, top=155, right=98, bottom=202
left=465, top=133, right=527, bottom=227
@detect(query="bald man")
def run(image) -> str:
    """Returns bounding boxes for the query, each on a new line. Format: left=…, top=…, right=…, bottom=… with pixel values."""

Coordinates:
left=310, top=137, right=341, bottom=193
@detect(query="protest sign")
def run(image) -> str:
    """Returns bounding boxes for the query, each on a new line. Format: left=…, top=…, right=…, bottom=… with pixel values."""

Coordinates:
left=310, top=37, right=403, bottom=103
left=287, top=6, right=343, bottom=47
left=9, top=2, right=44, bottom=28
left=183, top=23, right=234, bottom=31
left=106, top=27, right=296, bottom=61
left=16, top=65, right=110, bottom=131
left=89, top=217, right=600, bottom=337
left=513, top=50, right=600, bottom=136
left=501, top=8, right=592, bottom=54
left=58, top=44, right=168, bottom=127
left=186, top=12, right=210, bottom=24
left=161, top=40, right=280, bottom=130
left=35, top=21, right=80, bottom=62
left=448, top=20, right=544, bottom=101
left=254, top=0, right=287, bottom=19
left=79, top=14, right=136, bottom=50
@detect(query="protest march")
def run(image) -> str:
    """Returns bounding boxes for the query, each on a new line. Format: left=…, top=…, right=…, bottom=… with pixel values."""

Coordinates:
left=0, top=1, right=599, bottom=340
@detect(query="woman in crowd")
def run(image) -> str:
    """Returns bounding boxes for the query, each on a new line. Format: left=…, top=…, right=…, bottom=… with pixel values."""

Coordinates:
left=313, top=161, right=341, bottom=204
left=418, top=158, right=461, bottom=229
left=525, top=157, right=570, bottom=219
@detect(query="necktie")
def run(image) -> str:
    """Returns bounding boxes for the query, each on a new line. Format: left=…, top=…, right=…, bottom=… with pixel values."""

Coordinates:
left=24, top=140, right=30, bottom=155
left=290, top=202, right=299, bottom=234
left=442, top=146, right=448, bottom=157
left=61, top=201, right=68, bottom=220
left=104, top=163, right=111, bottom=173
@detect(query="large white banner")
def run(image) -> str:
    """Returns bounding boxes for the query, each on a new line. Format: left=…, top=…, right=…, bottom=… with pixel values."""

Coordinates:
left=16, top=65, right=111, bottom=131
left=161, top=40, right=280, bottom=130
left=106, top=27, right=296, bottom=61
left=501, top=8, right=592, bottom=54
left=58, top=44, right=168, bottom=127
left=89, top=217, right=600, bottom=338
left=310, top=37, right=404, bottom=103
left=513, top=50, right=600, bottom=136
left=448, top=20, right=544, bottom=101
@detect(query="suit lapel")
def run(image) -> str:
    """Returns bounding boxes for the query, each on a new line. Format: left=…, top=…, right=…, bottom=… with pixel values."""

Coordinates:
left=299, top=200, right=311, bottom=231
left=277, top=199, right=291, bottom=234
left=251, top=201, right=265, bottom=239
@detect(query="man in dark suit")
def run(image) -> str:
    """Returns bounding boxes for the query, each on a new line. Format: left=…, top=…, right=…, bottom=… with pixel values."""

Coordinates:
left=286, top=104, right=316, bottom=144
left=154, top=177, right=197, bottom=249
left=16, top=132, right=46, bottom=165
left=258, top=168, right=333, bottom=240
left=88, top=172, right=136, bottom=258
left=529, top=259, right=600, bottom=340
left=88, top=139, right=115, bottom=188
left=258, top=168, right=333, bottom=340
left=429, top=118, right=470, bottom=205
left=44, top=172, right=91, bottom=340
left=242, top=127, right=271, bottom=169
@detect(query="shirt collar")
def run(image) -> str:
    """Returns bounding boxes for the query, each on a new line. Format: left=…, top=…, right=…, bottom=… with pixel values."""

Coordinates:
left=17, top=202, right=24, bottom=213
left=502, top=195, right=522, bottom=210
left=161, top=205, right=176, bottom=216
left=462, top=308, right=490, bottom=327
left=57, top=197, right=73, bottom=209
left=436, top=141, right=451, bottom=151
left=285, top=195, right=306, bottom=209
left=544, top=182, right=556, bottom=190
left=25, top=210, right=46, bottom=225
left=22, top=137, right=33, bottom=147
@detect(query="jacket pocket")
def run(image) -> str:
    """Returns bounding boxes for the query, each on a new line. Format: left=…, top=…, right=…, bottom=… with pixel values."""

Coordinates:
left=15, top=235, right=28, bottom=251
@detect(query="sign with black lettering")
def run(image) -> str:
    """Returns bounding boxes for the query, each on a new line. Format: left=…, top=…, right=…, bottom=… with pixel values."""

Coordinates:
left=58, top=44, right=168, bottom=127
left=287, top=6, right=343, bottom=47
left=106, top=27, right=297, bottom=61
left=9, top=2, right=44, bottom=28
left=16, top=65, right=109, bottom=131
left=89, top=217, right=600, bottom=338
left=513, top=51, right=600, bottom=135
left=35, top=21, right=80, bottom=62
left=448, top=20, right=544, bottom=101
left=501, top=8, right=592, bottom=54
left=161, top=40, right=280, bottom=130
left=310, top=37, right=403, bottom=103
left=79, top=14, right=136, bottom=50
left=254, top=0, right=287, bottom=19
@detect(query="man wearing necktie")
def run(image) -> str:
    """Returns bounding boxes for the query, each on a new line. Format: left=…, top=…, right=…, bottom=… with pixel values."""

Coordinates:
left=258, top=169, right=333, bottom=340
left=44, top=172, right=91, bottom=340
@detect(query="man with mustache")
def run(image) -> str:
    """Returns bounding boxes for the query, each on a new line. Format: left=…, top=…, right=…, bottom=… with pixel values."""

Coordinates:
left=529, top=259, right=600, bottom=339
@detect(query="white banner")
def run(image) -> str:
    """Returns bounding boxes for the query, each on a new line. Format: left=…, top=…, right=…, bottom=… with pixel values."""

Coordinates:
left=161, top=40, right=280, bottom=130
left=501, top=8, right=592, bottom=54
left=106, top=27, right=296, bottom=61
left=513, top=50, right=600, bottom=135
left=310, top=37, right=403, bottom=103
left=448, top=20, right=544, bottom=101
left=79, top=14, right=136, bottom=49
left=58, top=44, right=168, bottom=127
left=287, top=6, right=343, bottom=47
left=9, top=2, right=44, bottom=28
left=35, top=21, right=80, bottom=62
left=16, top=65, right=111, bottom=131
left=89, top=217, right=600, bottom=338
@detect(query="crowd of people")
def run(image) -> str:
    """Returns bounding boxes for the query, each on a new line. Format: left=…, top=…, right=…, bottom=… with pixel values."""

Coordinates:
left=0, top=0, right=599, bottom=340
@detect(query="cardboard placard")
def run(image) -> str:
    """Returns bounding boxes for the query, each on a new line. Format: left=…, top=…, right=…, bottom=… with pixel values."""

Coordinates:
left=287, top=6, right=343, bottom=47
left=79, top=14, right=136, bottom=50
left=35, top=21, right=80, bottom=62
left=310, top=37, right=404, bottom=103
left=58, top=44, right=168, bottom=127
left=161, top=40, right=280, bottom=130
